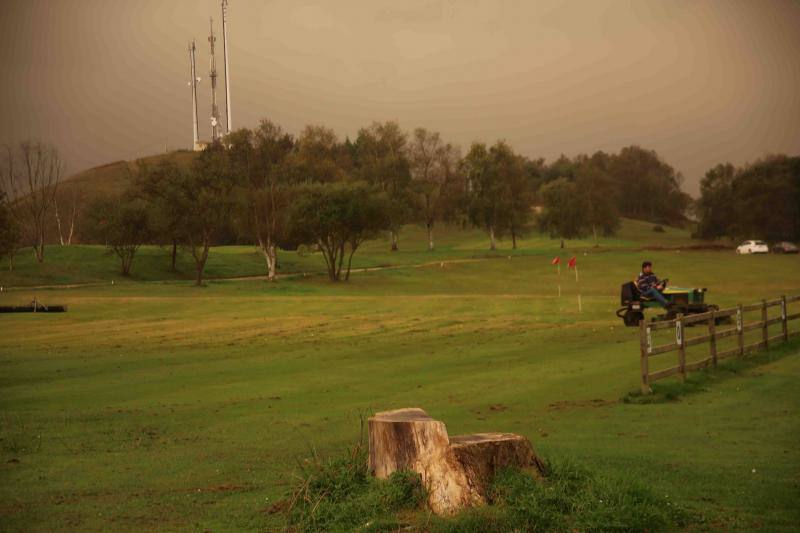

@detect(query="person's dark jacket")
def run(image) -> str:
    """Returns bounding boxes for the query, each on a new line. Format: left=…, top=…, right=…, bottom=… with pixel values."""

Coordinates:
left=636, top=272, right=660, bottom=292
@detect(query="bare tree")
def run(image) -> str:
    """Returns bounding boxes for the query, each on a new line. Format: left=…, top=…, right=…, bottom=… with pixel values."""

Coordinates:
left=2, top=141, right=63, bottom=262
left=54, top=186, right=82, bottom=246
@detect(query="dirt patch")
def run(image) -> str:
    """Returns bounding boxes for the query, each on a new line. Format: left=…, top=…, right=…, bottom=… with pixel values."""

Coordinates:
left=547, top=399, right=616, bottom=411
left=264, top=498, right=290, bottom=515
left=185, top=484, right=250, bottom=494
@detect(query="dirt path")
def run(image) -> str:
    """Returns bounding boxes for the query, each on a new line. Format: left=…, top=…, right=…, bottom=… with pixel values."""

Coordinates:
left=0, top=257, right=501, bottom=292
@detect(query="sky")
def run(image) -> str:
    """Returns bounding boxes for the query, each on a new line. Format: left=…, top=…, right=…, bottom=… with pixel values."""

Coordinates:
left=1, top=0, right=799, bottom=196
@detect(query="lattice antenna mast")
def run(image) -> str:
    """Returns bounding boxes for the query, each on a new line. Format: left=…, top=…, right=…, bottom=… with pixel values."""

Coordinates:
left=222, top=0, right=232, bottom=134
left=188, top=39, right=201, bottom=149
left=209, top=18, right=220, bottom=141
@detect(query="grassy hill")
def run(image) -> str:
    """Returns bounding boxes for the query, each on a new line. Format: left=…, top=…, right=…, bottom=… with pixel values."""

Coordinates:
left=57, top=150, right=197, bottom=198
left=0, top=227, right=798, bottom=530
left=27, top=150, right=198, bottom=246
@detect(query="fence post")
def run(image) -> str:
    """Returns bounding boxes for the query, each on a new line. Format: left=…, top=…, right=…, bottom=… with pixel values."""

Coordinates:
left=676, top=313, right=685, bottom=382
left=781, top=295, right=788, bottom=342
left=639, top=320, right=651, bottom=394
left=761, top=299, right=768, bottom=349
left=708, top=310, right=717, bottom=367
left=737, top=304, right=744, bottom=356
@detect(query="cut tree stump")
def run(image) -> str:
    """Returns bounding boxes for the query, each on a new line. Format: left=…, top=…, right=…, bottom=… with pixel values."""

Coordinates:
left=368, top=407, right=544, bottom=515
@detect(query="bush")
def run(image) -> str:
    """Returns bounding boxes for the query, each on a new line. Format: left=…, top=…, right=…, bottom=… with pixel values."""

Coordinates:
left=432, top=459, right=692, bottom=532
left=284, top=443, right=426, bottom=531
left=653, top=225, right=665, bottom=233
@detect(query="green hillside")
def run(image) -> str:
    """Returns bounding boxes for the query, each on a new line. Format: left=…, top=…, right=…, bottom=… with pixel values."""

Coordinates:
left=1, top=218, right=716, bottom=288
left=57, top=150, right=197, bottom=198
left=28, top=151, right=198, bottom=246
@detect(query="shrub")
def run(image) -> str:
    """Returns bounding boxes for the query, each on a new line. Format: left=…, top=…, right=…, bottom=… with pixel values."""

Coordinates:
left=432, top=459, right=692, bottom=532
left=284, top=443, right=426, bottom=531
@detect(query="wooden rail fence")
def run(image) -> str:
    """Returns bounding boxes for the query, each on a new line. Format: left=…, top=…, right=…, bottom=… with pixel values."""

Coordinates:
left=639, top=294, right=800, bottom=393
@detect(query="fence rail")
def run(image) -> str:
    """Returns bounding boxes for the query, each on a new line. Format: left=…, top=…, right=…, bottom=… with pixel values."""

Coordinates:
left=639, top=294, right=800, bottom=393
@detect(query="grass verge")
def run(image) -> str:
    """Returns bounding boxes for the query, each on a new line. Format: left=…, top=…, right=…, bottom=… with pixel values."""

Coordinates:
left=623, top=338, right=800, bottom=404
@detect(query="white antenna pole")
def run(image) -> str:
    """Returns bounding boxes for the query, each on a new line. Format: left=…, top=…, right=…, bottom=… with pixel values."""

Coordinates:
left=188, top=39, right=201, bottom=150
left=222, top=0, right=232, bottom=134
left=209, top=18, right=220, bottom=141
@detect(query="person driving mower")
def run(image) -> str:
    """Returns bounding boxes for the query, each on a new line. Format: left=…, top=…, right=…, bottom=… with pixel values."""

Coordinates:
left=636, top=261, right=670, bottom=308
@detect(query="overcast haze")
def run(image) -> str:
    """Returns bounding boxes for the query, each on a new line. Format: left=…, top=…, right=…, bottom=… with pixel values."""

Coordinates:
left=1, top=0, right=799, bottom=195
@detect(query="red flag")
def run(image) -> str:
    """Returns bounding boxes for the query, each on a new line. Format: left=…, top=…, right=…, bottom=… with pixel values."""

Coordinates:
left=568, top=257, right=577, bottom=268
left=551, top=256, right=560, bottom=265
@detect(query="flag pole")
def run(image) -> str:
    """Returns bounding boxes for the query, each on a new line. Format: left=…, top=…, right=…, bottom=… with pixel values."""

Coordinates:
left=575, top=264, right=582, bottom=312
left=557, top=262, right=561, bottom=298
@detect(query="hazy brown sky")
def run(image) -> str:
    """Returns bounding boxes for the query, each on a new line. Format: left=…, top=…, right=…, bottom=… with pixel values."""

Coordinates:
left=1, top=0, right=799, bottom=195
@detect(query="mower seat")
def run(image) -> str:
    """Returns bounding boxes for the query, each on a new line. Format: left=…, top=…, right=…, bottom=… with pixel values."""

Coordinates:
left=632, top=279, right=655, bottom=301
left=621, top=280, right=653, bottom=306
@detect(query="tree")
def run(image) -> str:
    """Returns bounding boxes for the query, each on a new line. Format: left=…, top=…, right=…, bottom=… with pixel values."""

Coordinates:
left=463, top=143, right=496, bottom=249
left=728, top=155, right=800, bottom=242
left=228, top=120, right=295, bottom=281
left=174, top=143, right=239, bottom=286
left=289, top=125, right=349, bottom=184
left=0, top=191, right=20, bottom=270
left=538, top=177, right=590, bottom=248
left=54, top=186, right=82, bottom=246
left=694, top=163, right=736, bottom=239
left=496, top=149, right=534, bottom=250
left=607, top=146, right=690, bottom=224
left=523, top=157, right=547, bottom=201
left=543, top=154, right=576, bottom=183
left=408, top=128, right=461, bottom=251
left=355, top=121, right=412, bottom=251
left=134, top=160, right=187, bottom=271
left=694, top=156, right=800, bottom=242
left=289, top=183, right=391, bottom=282
left=463, top=141, right=528, bottom=250
left=1, top=141, right=63, bottom=262
left=574, top=158, right=620, bottom=245
left=86, top=195, right=154, bottom=276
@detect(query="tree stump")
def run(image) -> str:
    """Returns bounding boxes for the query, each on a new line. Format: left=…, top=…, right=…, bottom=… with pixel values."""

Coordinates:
left=368, top=408, right=544, bottom=515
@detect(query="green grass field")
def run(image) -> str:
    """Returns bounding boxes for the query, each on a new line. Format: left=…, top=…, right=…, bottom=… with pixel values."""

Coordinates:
left=1, top=221, right=798, bottom=531
left=1, top=218, right=717, bottom=288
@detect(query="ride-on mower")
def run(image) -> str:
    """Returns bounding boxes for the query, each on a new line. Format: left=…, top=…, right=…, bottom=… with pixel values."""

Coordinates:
left=617, top=280, right=722, bottom=326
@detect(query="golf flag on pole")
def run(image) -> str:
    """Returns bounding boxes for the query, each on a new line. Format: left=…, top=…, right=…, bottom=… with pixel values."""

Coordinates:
left=567, top=257, right=582, bottom=312
left=552, top=257, right=561, bottom=297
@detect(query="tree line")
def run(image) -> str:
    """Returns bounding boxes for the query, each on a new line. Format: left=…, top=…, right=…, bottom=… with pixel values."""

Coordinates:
left=694, top=155, right=800, bottom=242
left=8, top=121, right=783, bottom=283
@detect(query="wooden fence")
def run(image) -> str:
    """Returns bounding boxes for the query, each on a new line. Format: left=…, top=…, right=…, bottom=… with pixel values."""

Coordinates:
left=639, top=295, right=800, bottom=393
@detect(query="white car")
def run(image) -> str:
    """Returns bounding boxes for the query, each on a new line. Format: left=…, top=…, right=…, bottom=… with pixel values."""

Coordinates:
left=736, top=240, right=769, bottom=254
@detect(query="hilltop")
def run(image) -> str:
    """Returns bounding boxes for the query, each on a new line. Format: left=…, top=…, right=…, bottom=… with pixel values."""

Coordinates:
left=32, top=150, right=198, bottom=245
left=56, top=150, right=197, bottom=199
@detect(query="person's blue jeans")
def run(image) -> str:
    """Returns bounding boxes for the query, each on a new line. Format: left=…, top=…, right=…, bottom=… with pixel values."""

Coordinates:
left=643, top=287, right=669, bottom=308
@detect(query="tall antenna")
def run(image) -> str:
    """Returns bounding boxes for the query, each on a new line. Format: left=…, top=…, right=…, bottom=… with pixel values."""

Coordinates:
left=222, top=0, right=232, bottom=134
left=209, top=18, right=220, bottom=141
left=188, top=39, right=201, bottom=150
